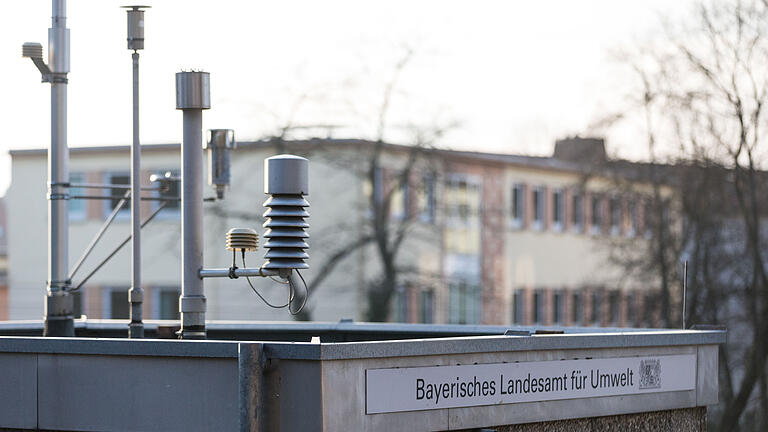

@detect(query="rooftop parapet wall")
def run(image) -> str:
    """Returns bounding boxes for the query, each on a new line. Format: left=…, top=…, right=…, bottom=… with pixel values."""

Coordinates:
left=0, top=325, right=724, bottom=431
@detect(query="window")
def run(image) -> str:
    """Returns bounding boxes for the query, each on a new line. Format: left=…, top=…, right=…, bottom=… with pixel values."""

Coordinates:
left=69, top=173, right=86, bottom=221
left=105, top=288, right=129, bottom=319
left=571, top=193, right=583, bottom=231
left=627, top=201, right=637, bottom=237
left=445, top=176, right=481, bottom=227
left=609, top=291, right=619, bottom=324
left=512, top=289, right=524, bottom=324
left=590, top=195, right=602, bottom=234
left=552, top=190, right=564, bottom=231
left=394, top=284, right=409, bottom=323
left=591, top=290, right=601, bottom=325
left=72, top=290, right=83, bottom=319
left=626, top=292, right=636, bottom=326
left=104, top=173, right=130, bottom=219
left=644, top=292, right=657, bottom=326
left=510, top=184, right=525, bottom=228
left=513, top=290, right=524, bottom=324
left=363, top=167, right=383, bottom=218
left=155, top=287, right=180, bottom=320
left=571, top=292, right=582, bottom=325
left=533, top=290, right=543, bottom=323
left=449, top=280, right=481, bottom=324
left=643, top=201, right=653, bottom=238
left=553, top=291, right=563, bottom=324
left=532, top=187, right=544, bottom=230
left=419, top=175, right=436, bottom=223
left=420, top=290, right=434, bottom=324
left=391, top=178, right=409, bottom=221
left=609, top=197, right=620, bottom=236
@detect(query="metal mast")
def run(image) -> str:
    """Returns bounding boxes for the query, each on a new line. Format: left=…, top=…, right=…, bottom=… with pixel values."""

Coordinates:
left=123, top=5, right=150, bottom=338
left=45, top=0, right=73, bottom=337
left=176, top=71, right=210, bottom=339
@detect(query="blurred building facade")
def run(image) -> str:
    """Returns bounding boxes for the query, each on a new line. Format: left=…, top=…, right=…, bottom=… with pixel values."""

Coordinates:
left=4, top=138, right=671, bottom=326
left=0, top=197, right=8, bottom=320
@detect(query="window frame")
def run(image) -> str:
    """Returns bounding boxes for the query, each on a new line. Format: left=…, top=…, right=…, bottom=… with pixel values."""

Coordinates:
left=571, top=192, right=583, bottom=232
left=532, top=187, right=545, bottom=230
left=510, top=183, right=525, bottom=229
left=102, top=287, right=130, bottom=319
left=68, top=172, right=87, bottom=221
left=552, top=189, right=564, bottom=231
left=152, top=286, right=181, bottom=320
left=102, top=172, right=131, bottom=221
left=590, top=194, right=602, bottom=235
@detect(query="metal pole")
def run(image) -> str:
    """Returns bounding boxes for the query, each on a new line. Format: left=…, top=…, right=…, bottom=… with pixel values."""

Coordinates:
left=44, top=0, right=73, bottom=337
left=176, top=71, right=210, bottom=339
left=128, top=51, right=143, bottom=338
left=181, top=109, right=205, bottom=338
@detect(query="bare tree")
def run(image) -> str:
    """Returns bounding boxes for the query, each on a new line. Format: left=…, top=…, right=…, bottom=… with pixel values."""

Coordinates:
left=244, top=48, right=456, bottom=322
left=606, top=1, right=768, bottom=429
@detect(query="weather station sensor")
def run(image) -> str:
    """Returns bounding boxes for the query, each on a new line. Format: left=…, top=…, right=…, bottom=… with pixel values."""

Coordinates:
left=198, top=155, right=310, bottom=319
left=204, top=129, right=236, bottom=199
left=122, top=5, right=150, bottom=51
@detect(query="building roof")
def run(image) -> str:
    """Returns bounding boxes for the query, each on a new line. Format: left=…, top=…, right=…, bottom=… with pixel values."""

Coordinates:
left=8, top=137, right=672, bottom=182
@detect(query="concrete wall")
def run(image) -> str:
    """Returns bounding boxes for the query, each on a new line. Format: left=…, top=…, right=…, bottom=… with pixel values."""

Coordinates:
left=0, top=328, right=724, bottom=431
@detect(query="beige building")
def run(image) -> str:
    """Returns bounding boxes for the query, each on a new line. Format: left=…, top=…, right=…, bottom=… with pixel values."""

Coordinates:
left=4, top=137, right=668, bottom=326
left=0, top=197, right=8, bottom=320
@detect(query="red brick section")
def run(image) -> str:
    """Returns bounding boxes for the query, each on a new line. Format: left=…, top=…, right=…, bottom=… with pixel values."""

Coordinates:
left=564, top=189, right=572, bottom=232
left=480, top=164, right=506, bottom=324
left=442, top=157, right=506, bottom=325
left=0, top=285, right=7, bottom=321
left=85, top=285, right=102, bottom=319
left=524, top=184, right=532, bottom=229
left=86, top=171, right=103, bottom=219
left=543, top=186, right=551, bottom=231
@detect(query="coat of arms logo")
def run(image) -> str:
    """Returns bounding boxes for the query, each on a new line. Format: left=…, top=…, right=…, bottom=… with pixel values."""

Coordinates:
left=639, top=359, right=661, bottom=389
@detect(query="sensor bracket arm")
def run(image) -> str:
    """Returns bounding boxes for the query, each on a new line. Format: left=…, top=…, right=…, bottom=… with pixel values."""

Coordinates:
left=199, top=267, right=280, bottom=279
left=28, top=58, right=66, bottom=84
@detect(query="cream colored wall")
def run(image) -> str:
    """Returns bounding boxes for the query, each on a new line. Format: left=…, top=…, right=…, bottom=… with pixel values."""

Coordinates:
left=7, top=155, right=48, bottom=319
left=502, top=165, right=657, bottom=323
left=7, top=146, right=366, bottom=322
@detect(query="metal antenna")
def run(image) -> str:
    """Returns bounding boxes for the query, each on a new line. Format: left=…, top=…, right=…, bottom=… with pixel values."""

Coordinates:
left=122, top=5, right=150, bottom=339
left=682, top=260, right=688, bottom=329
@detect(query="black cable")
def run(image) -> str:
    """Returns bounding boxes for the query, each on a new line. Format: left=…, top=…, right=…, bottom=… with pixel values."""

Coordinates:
left=288, top=269, right=309, bottom=315
left=242, top=253, right=289, bottom=309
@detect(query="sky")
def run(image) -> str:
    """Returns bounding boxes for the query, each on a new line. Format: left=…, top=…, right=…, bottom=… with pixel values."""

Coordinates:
left=0, top=0, right=697, bottom=195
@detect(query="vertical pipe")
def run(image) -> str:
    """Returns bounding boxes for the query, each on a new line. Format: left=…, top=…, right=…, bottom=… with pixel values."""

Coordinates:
left=128, top=51, right=143, bottom=338
left=176, top=71, right=210, bottom=339
left=44, top=0, right=73, bottom=337
left=180, top=109, right=205, bottom=338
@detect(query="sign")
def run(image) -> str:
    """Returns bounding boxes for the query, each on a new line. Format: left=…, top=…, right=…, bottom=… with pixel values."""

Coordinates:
left=365, top=354, right=696, bottom=414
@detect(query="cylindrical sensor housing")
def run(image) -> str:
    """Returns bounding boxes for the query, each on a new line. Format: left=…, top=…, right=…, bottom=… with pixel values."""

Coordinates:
left=262, top=155, right=309, bottom=270
left=204, top=129, right=236, bottom=199
left=122, top=6, right=149, bottom=50
left=176, top=71, right=211, bottom=110
left=264, top=154, right=309, bottom=195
